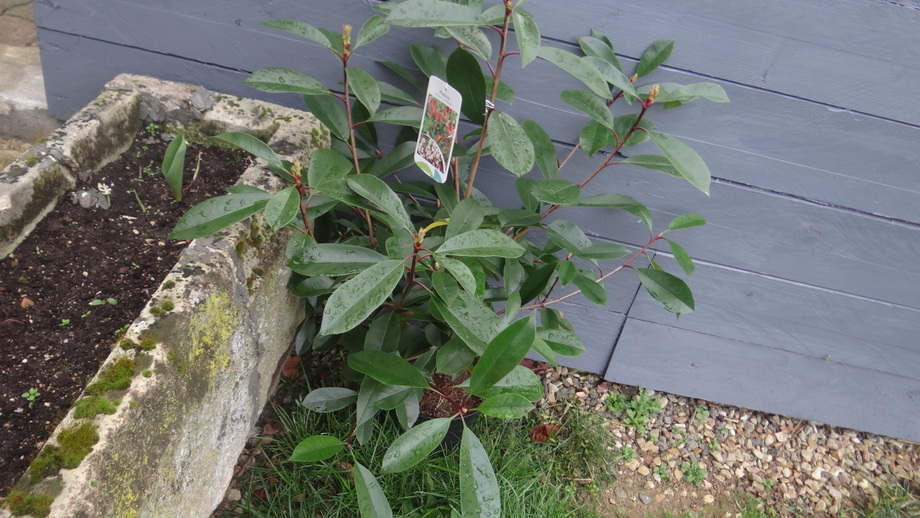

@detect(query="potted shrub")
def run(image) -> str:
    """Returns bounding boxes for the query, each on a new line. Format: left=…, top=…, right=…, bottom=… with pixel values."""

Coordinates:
left=169, top=0, right=728, bottom=514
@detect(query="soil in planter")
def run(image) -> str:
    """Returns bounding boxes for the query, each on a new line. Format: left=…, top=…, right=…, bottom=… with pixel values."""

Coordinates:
left=0, top=128, right=251, bottom=495
left=419, top=372, right=483, bottom=418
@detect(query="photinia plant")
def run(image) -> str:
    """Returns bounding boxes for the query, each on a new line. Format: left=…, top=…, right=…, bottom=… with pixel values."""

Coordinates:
left=168, top=0, right=728, bottom=514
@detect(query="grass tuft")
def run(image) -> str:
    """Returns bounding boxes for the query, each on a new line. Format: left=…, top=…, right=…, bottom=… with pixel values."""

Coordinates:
left=856, top=478, right=920, bottom=518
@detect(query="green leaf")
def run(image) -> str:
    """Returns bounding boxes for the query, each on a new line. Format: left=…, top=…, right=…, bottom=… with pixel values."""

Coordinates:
left=652, top=82, right=730, bottom=104
left=472, top=365, right=544, bottom=401
left=519, top=263, right=556, bottom=304
left=386, top=0, right=485, bottom=27
left=370, top=106, right=424, bottom=128
left=288, top=244, right=388, bottom=276
left=303, top=95, right=349, bottom=141
left=667, top=239, right=695, bottom=278
left=476, top=393, right=534, bottom=418
left=348, top=67, right=382, bottom=114
left=561, top=90, right=614, bottom=130
left=579, top=243, right=630, bottom=259
left=354, top=461, right=394, bottom=518
left=667, top=213, right=706, bottom=231
left=572, top=274, right=608, bottom=305
left=355, top=15, right=390, bottom=48
left=349, top=351, right=430, bottom=388
left=212, top=132, right=282, bottom=168
left=432, top=270, right=460, bottom=305
left=446, top=198, right=485, bottom=240
left=515, top=177, right=540, bottom=213
left=437, top=336, right=477, bottom=375
left=612, top=114, right=655, bottom=147
left=435, top=256, right=478, bottom=295
left=648, top=131, right=711, bottom=195
left=445, top=25, right=492, bottom=62
left=410, top=43, right=449, bottom=79
left=582, top=56, right=637, bottom=98
left=488, top=111, right=535, bottom=176
left=381, top=417, right=452, bottom=473
left=161, top=133, right=186, bottom=201
left=460, top=428, right=501, bottom=518
left=579, top=120, right=614, bottom=156
left=263, top=19, right=335, bottom=50
left=263, top=186, right=301, bottom=231
left=307, top=148, right=354, bottom=188
left=430, top=291, right=500, bottom=354
left=538, top=328, right=585, bottom=357
left=300, top=387, right=358, bottom=412
left=377, top=81, right=418, bottom=106
left=378, top=60, right=424, bottom=90
left=636, top=38, right=675, bottom=77
left=537, top=46, right=612, bottom=99
left=623, top=154, right=680, bottom=177
left=245, top=67, right=329, bottom=96
left=365, top=141, right=417, bottom=178
left=289, top=435, right=344, bottom=462
left=557, top=260, right=577, bottom=285
left=170, top=192, right=270, bottom=240
left=577, top=35, right=621, bottom=71
left=530, top=336, right=558, bottom=367
left=546, top=219, right=592, bottom=253
left=347, top=175, right=414, bottom=233
left=521, top=120, right=557, bottom=180
left=512, top=7, right=540, bottom=67
left=437, top=229, right=526, bottom=258
left=469, top=317, right=535, bottom=396
left=530, top=179, right=581, bottom=205
left=635, top=267, right=695, bottom=314
left=319, top=260, right=405, bottom=336
left=365, top=313, right=402, bottom=352
left=447, top=47, right=486, bottom=125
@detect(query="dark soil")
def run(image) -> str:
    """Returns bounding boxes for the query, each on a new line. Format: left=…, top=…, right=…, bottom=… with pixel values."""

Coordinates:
left=419, top=372, right=482, bottom=418
left=0, top=129, right=250, bottom=495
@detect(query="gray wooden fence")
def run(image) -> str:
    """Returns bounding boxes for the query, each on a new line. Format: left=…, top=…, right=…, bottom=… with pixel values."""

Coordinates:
left=34, top=0, right=920, bottom=441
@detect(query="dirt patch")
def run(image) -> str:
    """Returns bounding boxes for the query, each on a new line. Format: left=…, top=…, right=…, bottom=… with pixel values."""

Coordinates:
left=0, top=128, right=249, bottom=495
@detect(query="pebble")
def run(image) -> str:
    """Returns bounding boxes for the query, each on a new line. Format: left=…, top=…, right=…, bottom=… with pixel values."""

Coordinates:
left=638, top=493, right=653, bottom=505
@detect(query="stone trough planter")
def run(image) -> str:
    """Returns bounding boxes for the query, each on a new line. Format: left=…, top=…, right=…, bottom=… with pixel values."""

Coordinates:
left=0, top=74, right=326, bottom=518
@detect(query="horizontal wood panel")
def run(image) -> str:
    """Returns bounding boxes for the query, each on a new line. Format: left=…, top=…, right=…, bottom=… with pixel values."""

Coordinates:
left=607, top=318, right=920, bottom=442
left=628, top=259, right=920, bottom=380
left=532, top=301, right=626, bottom=375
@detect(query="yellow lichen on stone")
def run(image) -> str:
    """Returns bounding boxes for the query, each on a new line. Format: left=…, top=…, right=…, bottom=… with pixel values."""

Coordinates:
left=187, top=291, right=236, bottom=384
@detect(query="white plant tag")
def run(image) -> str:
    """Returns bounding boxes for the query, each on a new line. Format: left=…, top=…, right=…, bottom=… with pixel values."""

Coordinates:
left=415, top=76, right=461, bottom=183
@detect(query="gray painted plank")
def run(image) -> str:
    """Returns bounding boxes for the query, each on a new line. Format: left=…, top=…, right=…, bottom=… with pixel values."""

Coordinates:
left=606, top=318, right=920, bottom=442
left=534, top=301, right=626, bottom=375
left=629, top=259, right=920, bottom=380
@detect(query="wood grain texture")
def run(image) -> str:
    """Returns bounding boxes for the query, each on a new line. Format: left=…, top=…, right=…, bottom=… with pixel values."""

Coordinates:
left=606, top=318, right=920, bottom=442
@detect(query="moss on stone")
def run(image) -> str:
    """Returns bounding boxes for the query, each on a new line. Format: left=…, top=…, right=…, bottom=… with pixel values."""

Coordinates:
left=73, top=395, right=119, bottom=419
left=28, top=422, right=100, bottom=483
left=6, top=490, right=53, bottom=517
left=86, top=357, right=136, bottom=396
left=118, top=339, right=136, bottom=351
left=138, top=338, right=157, bottom=351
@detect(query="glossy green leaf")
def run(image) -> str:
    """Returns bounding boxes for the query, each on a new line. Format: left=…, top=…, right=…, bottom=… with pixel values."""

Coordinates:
left=460, top=428, right=500, bottom=518
left=579, top=120, right=614, bottom=156
left=432, top=270, right=460, bottom=304
left=300, top=387, right=358, bottom=412
left=430, top=291, right=500, bottom=354
left=612, top=114, right=655, bottom=147
left=410, top=43, right=448, bottom=79
left=512, top=7, right=540, bottom=67
left=162, top=133, right=186, bottom=201
left=245, top=67, right=329, bottom=96
left=538, top=328, right=586, bottom=357
left=381, top=417, right=452, bottom=473
left=477, top=393, right=534, bottom=418
left=447, top=47, right=486, bottom=125
left=435, top=255, right=478, bottom=295
left=579, top=243, right=630, bottom=259
left=347, top=175, right=414, bottom=233
left=557, top=260, right=577, bottom=285
left=514, top=177, right=540, bottom=213
left=488, top=77, right=516, bottom=104
left=377, top=81, right=418, bottom=106
left=623, top=154, right=679, bottom=177
left=347, top=67, right=382, bottom=114
left=303, top=94, right=349, bottom=141
left=582, top=56, right=637, bottom=98
left=446, top=198, right=485, bottom=240
left=530, top=179, right=581, bottom=205
left=263, top=19, right=334, bottom=49
left=289, top=435, right=344, bottom=462
left=319, top=260, right=405, bottom=336
left=519, top=263, right=556, bottom=304
left=502, top=258, right=524, bottom=292
left=648, top=131, right=711, bottom=195
left=572, top=275, right=608, bottom=305
left=577, top=192, right=652, bottom=230
left=635, top=267, right=695, bottom=314
left=378, top=60, right=424, bottom=90
left=386, top=0, right=485, bottom=27
left=561, top=90, right=614, bottom=130
left=472, top=365, right=544, bottom=401
left=437, top=229, right=525, bottom=258
left=212, top=132, right=282, bottom=167
left=667, top=239, right=695, bottom=278
left=521, top=120, right=557, bottom=180
left=263, top=186, right=301, bottom=231
left=546, top=219, right=592, bottom=253
left=469, top=317, right=535, bottom=396
left=288, top=244, right=387, bottom=276
left=170, top=192, right=270, bottom=240
left=288, top=276, right=336, bottom=298
left=354, top=461, right=393, bottom=518
left=355, top=15, right=390, bottom=48
left=488, top=111, right=535, bottom=176
left=667, top=213, right=706, bottom=231
left=307, top=148, right=354, bottom=188
left=537, top=46, right=612, bottom=99
left=365, top=141, right=417, bottom=178
left=437, top=336, right=477, bottom=375
left=365, top=313, right=401, bottom=352
left=530, top=336, right=558, bottom=367
left=577, top=35, right=621, bottom=71
left=636, top=38, right=675, bottom=77
left=349, top=350, right=430, bottom=388
left=652, top=82, right=730, bottom=104
left=445, top=25, right=492, bottom=62
left=370, top=106, right=424, bottom=128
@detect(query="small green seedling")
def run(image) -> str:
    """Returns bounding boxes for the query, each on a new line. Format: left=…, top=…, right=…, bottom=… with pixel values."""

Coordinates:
left=162, top=133, right=187, bottom=201
left=619, top=446, right=636, bottom=462
left=606, top=387, right=662, bottom=436
left=59, top=319, right=71, bottom=327
left=694, top=403, right=709, bottom=421
left=653, top=464, right=670, bottom=482
left=89, top=298, right=118, bottom=306
left=681, top=459, right=707, bottom=486
left=22, top=388, right=40, bottom=408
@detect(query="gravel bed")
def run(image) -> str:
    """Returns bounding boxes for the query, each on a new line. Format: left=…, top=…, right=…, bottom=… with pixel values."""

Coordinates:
left=539, top=366, right=920, bottom=516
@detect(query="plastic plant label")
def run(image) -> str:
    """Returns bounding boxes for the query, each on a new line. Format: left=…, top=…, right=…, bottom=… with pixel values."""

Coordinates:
left=415, top=76, right=461, bottom=183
